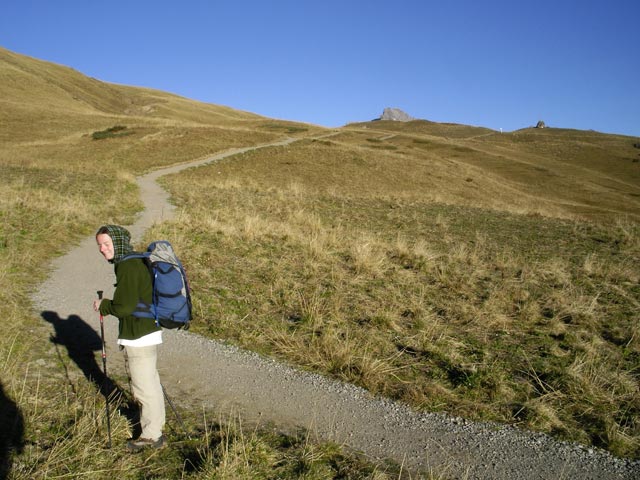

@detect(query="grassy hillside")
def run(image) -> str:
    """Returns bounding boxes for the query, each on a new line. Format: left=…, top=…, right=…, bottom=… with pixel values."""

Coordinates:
left=341, top=121, right=640, bottom=222
left=1, top=46, right=639, bottom=477
left=1, top=48, right=381, bottom=479
left=157, top=134, right=639, bottom=459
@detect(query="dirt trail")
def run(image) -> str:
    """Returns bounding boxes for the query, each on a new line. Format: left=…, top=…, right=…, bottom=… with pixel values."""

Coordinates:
left=32, top=138, right=639, bottom=479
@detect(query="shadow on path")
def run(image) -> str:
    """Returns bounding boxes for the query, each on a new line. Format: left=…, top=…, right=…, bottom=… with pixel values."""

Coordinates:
left=41, top=311, right=140, bottom=436
left=0, top=381, right=24, bottom=480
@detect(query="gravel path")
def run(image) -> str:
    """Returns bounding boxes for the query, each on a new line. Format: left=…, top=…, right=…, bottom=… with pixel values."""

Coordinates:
left=32, top=138, right=639, bottom=479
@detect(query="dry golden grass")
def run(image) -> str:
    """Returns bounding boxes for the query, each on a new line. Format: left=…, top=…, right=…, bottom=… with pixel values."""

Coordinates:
left=158, top=142, right=640, bottom=457
left=330, top=126, right=640, bottom=222
left=1, top=45, right=639, bottom=476
left=1, top=48, right=393, bottom=478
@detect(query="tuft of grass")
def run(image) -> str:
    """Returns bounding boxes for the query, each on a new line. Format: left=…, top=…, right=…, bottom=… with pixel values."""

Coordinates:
left=183, top=411, right=396, bottom=479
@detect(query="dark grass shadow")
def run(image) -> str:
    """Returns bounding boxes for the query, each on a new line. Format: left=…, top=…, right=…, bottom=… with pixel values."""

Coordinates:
left=41, top=311, right=141, bottom=438
left=0, top=381, right=24, bottom=480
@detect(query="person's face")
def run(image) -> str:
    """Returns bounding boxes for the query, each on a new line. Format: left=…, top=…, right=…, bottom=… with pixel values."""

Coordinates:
left=96, top=233, right=115, bottom=261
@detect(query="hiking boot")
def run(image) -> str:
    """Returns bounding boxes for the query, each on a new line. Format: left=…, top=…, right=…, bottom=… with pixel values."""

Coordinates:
left=126, top=435, right=166, bottom=452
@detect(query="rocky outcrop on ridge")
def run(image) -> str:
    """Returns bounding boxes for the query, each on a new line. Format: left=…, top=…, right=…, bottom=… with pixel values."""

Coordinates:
left=379, top=107, right=415, bottom=122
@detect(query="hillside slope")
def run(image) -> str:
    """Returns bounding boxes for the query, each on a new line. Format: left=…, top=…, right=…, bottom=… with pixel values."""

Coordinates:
left=0, top=47, right=318, bottom=177
left=0, top=46, right=263, bottom=131
left=340, top=120, right=640, bottom=221
left=1, top=47, right=639, bottom=477
left=30, top=140, right=639, bottom=479
left=3, top=45, right=638, bottom=221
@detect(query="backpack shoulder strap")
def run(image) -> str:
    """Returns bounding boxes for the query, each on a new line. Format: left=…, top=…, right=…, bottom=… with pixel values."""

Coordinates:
left=121, top=252, right=148, bottom=262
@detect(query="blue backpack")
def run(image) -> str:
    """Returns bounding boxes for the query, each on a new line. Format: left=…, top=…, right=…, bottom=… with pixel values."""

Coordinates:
left=126, top=241, right=192, bottom=330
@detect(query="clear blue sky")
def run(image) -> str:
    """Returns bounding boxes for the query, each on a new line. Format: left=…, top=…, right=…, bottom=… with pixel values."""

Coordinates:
left=2, top=1, right=639, bottom=136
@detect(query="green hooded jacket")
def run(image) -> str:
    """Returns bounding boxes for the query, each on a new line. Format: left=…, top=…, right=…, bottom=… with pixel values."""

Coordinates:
left=97, top=225, right=160, bottom=340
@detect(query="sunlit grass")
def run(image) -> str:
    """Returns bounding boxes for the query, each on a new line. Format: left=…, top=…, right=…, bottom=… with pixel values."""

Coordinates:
left=1, top=49, right=389, bottom=477
left=0, top=139, right=397, bottom=479
left=158, top=146, right=640, bottom=458
left=2, top=47, right=639, bottom=479
left=1, top=331, right=393, bottom=479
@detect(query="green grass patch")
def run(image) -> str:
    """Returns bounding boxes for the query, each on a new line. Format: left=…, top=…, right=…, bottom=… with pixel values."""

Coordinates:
left=262, top=122, right=309, bottom=134
left=92, top=125, right=135, bottom=140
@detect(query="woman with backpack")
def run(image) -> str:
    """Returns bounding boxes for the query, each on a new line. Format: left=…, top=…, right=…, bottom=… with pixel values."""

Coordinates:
left=93, top=224, right=166, bottom=452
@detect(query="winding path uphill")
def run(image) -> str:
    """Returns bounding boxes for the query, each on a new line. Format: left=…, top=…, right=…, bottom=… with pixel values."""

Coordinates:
left=33, top=137, right=639, bottom=479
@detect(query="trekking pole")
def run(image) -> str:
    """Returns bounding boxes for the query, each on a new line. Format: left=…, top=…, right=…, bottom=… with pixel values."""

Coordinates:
left=97, top=290, right=112, bottom=448
left=162, top=384, right=190, bottom=439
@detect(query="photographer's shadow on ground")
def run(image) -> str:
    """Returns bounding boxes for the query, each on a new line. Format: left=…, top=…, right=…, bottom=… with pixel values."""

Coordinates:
left=41, top=311, right=140, bottom=436
left=0, top=381, right=24, bottom=480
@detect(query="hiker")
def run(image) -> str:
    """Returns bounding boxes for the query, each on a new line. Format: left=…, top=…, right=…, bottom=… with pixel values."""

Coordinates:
left=93, top=224, right=166, bottom=452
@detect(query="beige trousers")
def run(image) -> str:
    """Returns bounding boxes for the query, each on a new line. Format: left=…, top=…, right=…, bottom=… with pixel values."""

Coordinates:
left=124, top=345, right=165, bottom=440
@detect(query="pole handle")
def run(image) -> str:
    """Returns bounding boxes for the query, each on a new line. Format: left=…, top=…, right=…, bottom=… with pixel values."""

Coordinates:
left=97, top=290, right=103, bottom=300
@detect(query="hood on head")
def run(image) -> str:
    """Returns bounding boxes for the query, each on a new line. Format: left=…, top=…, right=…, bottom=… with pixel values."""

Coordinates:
left=97, top=224, right=134, bottom=263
